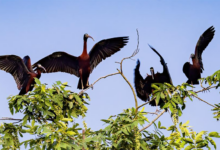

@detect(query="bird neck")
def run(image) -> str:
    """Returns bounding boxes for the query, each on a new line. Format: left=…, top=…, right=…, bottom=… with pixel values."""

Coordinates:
left=82, top=40, right=88, bottom=56
left=192, top=58, right=198, bottom=65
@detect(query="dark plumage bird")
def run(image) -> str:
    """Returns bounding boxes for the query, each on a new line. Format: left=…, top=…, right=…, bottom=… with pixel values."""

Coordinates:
left=0, top=55, right=46, bottom=95
left=183, top=26, right=215, bottom=84
left=32, top=34, right=129, bottom=89
left=134, top=45, right=173, bottom=106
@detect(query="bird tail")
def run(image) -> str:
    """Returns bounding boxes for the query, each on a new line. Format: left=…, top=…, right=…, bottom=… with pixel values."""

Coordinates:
left=77, top=77, right=89, bottom=89
left=19, top=87, right=27, bottom=95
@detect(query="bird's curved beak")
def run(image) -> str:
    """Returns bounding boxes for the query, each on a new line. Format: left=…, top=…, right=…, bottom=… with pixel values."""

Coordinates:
left=88, top=35, right=94, bottom=41
left=39, top=66, right=46, bottom=73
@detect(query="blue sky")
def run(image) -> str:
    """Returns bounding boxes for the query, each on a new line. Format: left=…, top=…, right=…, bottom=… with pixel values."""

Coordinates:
left=0, top=0, right=220, bottom=149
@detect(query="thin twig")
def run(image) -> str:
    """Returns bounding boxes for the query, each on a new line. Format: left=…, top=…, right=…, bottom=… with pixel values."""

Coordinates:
left=78, top=72, right=120, bottom=95
left=192, top=94, right=217, bottom=108
left=139, top=109, right=166, bottom=132
left=116, top=29, right=140, bottom=113
left=195, top=86, right=217, bottom=94
left=137, top=98, right=155, bottom=110
left=0, top=117, right=22, bottom=121
left=119, top=29, right=139, bottom=73
left=82, top=129, right=85, bottom=150
left=118, top=69, right=138, bottom=111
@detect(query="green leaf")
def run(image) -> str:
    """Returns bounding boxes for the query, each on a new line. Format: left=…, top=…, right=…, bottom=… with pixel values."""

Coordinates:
left=31, top=120, right=35, bottom=127
left=34, top=78, right=41, bottom=85
left=206, top=137, right=216, bottom=149
left=22, top=115, right=28, bottom=126
left=169, top=103, right=174, bottom=113
left=156, top=94, right=161, bottom=106
left=66, top=131, right=76, bottom=135
left=185, top=145, right=195, bottom=150
left=208, top=132, right=220, bottom=138
left=158, top=121, right=161, bottom=128
left=61, top=118, right=73, bottom=122
left=101, top=119, right=110, bottom=123
left=195, top=131, right=207, bottom=141
left=160, top=92, right=165, bottom=99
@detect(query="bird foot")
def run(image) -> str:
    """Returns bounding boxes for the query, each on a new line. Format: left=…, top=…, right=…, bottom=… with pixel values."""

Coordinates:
left=78, top=90, right=85, bottom=95
left=154, top=107, right=161, bottom=115
left=90, top=84, right=94, bottom=90
left=202, top=87, right=210, bottom=93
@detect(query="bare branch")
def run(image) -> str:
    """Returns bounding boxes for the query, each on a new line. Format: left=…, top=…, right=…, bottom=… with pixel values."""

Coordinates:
left=117, top=69, right=138, bottom=110
left=139, top=109, right=166, bottom=132
left=192, top=94, right=217, bottom=108
left=115, top=29, right=140, bottom=113
left=137, top=98, right=155, bottom=110
left=0, top=117, right=22, bottom=121
left=195, top=86, right=217, bottom=94
left=119, top=29, right=139, bottom=73
left=79, top=72, right=120, bottom=95
left=0, top=117, right=22, bottom=124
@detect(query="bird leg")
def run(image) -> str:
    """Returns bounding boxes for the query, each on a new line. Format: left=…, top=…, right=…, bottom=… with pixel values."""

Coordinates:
left=154, top=106, right=160, bottom=115
left=81, top=79, right=84, bottom=90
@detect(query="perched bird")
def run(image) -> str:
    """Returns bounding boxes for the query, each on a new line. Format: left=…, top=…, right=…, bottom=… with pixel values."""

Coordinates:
left=183, top=26, right=215, bottom=84
left=33, top=34, right=129, bottom=89
left=0, top=55, right=46, bottom=95
left=134, top=45, right=173, bottom=106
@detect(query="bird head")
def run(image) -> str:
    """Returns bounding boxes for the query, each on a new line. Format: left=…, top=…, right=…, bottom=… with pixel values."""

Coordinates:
left=37, top=64, right=46, bottom=73
left=189, top=53, right=195, bottom=62
left=190, top=53, right=195, bottom=58
left=84, top=33, right=94, bottom=41
left=150, top=67, right=154, bottom=80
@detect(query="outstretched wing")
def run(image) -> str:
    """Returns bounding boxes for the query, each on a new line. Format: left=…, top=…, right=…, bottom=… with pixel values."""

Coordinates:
left=195, top=26, right=215, bottom=71
left=89, top=37, right=129, bottom=72
left=32, top=52, right=79, bottom=77
left=149, top=45, right=173, bottom=85
left=0, top=55, right=29, bottom=90
left=183, top=62, right=191, bottom=79
left=134, top=60, right=147, bottom=101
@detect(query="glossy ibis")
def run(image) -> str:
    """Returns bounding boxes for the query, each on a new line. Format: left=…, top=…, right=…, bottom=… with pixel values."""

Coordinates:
left=183, top=26, right=215, bottom=85
left=0, top=55, right=46, bottom=95
left=134, top=45, right=172, bottom=106
left=33, top=34, right=129, bottom=89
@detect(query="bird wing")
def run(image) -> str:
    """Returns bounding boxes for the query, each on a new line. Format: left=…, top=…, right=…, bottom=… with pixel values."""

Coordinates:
left=195, top=26, right=215, bottom=71
left=0, top=55, right=30, bottom=90
left=32, top=52, right=79, bottom=77
left=183, top=62, right=191, bottom=79
left=134, top=60, right=147, bottom=100
left=149, top=45, right=173, bottom=85
left=89, top=36, right=129, bottom=72
left=134, top=60, right=153, bottom=101
left=23, top=55, right=34, bottom=73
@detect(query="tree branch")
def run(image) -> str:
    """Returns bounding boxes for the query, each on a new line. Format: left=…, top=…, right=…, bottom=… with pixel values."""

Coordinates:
left=115, top=29, right=140, bottom=113
left=119, top=29, right=139, bottom=74
left=117, top=69, right=138, bottom=111
left=78, top=72, right=120, bottom=95
left=192, top=94, right=217, bottom=108
left=139, top=109, right=166, bottom=132
left=137, top=98, right=155, bottom=110
left=195, top=86, right=217, bottom=94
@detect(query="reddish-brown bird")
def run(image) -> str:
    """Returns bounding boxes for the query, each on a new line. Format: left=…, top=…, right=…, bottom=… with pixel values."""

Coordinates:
left=183, top=26, right=215, bottom=85
left=33, top=34, right=128, bottom=89
left=134, top=45, right=173, bottom=106
left=0, top=55, right=46, bottom=95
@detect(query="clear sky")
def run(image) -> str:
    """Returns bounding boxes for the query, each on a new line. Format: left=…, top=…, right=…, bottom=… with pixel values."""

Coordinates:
left=0, top=0, right=220, bottom=149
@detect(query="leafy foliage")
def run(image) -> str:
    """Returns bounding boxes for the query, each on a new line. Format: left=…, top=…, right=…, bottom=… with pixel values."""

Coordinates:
left=0, top=70, right=220, bottom=149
